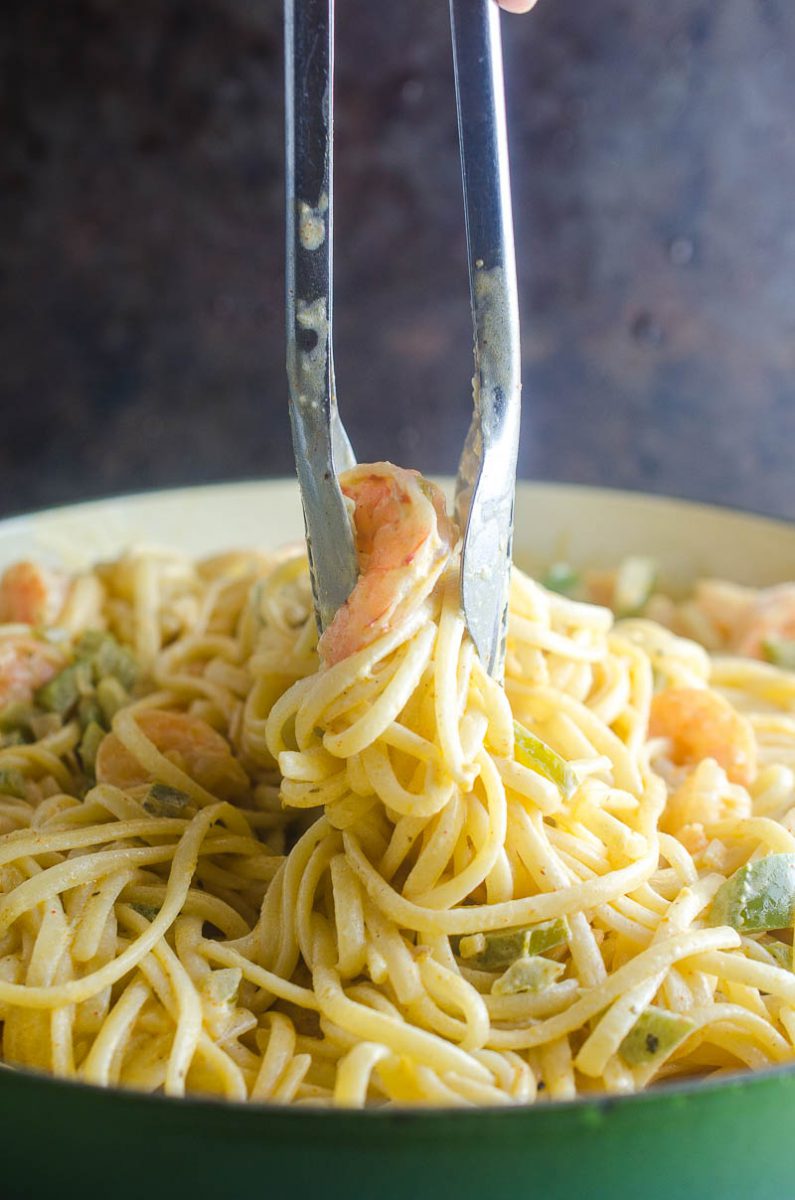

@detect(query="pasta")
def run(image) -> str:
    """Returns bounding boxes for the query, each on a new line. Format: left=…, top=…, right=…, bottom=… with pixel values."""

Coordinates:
left=0, top=465, right=793, bottom=1108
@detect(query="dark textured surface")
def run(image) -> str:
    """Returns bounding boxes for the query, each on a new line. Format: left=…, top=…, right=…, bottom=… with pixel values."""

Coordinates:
left=1, top=0, right=793, bottom=521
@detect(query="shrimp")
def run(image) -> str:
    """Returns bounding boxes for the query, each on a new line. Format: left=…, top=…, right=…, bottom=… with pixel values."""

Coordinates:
left=691, top=580, right=756, bottom=645
left=661, top=757, right=751, bottom=837
left=730, top=584, right=795, bottom=659
left=95, top=709, right=249, bottom=800
left=0, top=637, right=62, bottom=706
left=649, top=685, right=756, bottom=786
left=318, top=463, right=456, bottom=666
left=0, top=562, right=69, bottom=627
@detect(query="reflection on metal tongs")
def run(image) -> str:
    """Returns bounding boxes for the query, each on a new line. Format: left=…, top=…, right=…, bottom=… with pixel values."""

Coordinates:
left=284, top=0, right=521, bottom=679
left=284, top=0, right=357, bottom=634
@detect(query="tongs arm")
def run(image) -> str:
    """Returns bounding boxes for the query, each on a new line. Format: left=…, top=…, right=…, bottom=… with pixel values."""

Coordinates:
left=285, top=0, right=357, bottom=632
left=285, top=0, right=521, bottom=668
left=450, top=0, right=522, bottom=680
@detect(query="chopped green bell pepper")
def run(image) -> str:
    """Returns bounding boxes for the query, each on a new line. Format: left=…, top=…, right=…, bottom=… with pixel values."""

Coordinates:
left=541, top=564, right=580, bottom=597
left=35, top=662, right=91, bottom=717
left=709, top=854, right=795, bottom=933
left=96, top=676, right=129, bottom=724
left=0, top=769, right=27, bottom=799
left=492, top=955, right=566, bottom=996
left=764, top=939, right=793, bottom=970
left=514, top=722, right=577, bottom=799
left=78, top=721, right=106, bottom=774
left=130, top=903, right=160, bottom=922
left=0, top=702, right=37, bottom=735
left=144, top=783, right=190, bottom=818
left=77, top=695, right=104, bottom=732
left=459, top=917, right=569, bottom=971
left=620, top=1005, right=694, bottom=1066
left=763, top=639, right=795, bottom=671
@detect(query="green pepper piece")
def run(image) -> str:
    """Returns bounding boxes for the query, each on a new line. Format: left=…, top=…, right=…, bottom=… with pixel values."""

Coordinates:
left=29, top=711, right=62, bottom=740
left=144, top=783, right=190, bottom=818
left=77, top=695, right=104, bottom=732
left=0, top=769, right=27, bottom=799
left=613, top=556, right=657, bottom=617
left=763, top=639, right=795, bottom=671
left=74, top=630, right=110, bottom=659
left=459, top=917, right=569, bottom=971
left=620, top=1005, right=694, bottom=1066
left=74, top=631, right=138, bottom=690
left=1, top=731, right=27, bottom=748
left=541, top=563, right=580, bottom=597
left=35, top=668, right=78, bottom=715
left=35, top=662, right=91, bottom=717
left=764, top=940, right=794, bottom=970
left=78, top=721, right=106, bottom=775
left=96, top=676, right=129, bottom=724
left=492, top=955, right=566, bottom=996
left=709, top=854, right=795, bottom=933
left=0, top=702, right=37, bottom=735
left=130, top=903, right=160, bottom=922
left=93, top=638, right=138, bottom=691
left=514, top=722, right=577, bottom=799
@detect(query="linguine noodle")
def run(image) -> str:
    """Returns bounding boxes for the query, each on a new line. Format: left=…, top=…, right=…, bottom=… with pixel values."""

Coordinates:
left=0, top=473, right=794, bottom=1106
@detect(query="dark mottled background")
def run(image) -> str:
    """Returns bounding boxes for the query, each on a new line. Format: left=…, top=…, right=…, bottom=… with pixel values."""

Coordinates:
left=1, top=0, right=793, bottom=520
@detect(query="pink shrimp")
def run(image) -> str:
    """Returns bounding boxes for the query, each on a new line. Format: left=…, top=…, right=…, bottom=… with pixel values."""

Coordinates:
left=661, top=758, right=751, bottom=837
left=96, top=708, right=249, bottom=800
left=318, top=463, right=456, bottom=666
left=691, top=580, right=756, bottom=645
left=649, top=686, right=756, bottom=787
left=0, top=637, right=61, bottom=706
left=730, top=584, right=795, bottom=659
left=0, top=562, right=69, bottom=627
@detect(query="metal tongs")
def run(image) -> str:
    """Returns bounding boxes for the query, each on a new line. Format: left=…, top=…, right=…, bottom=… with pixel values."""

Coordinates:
left=285, top=0, right=521, bottom=679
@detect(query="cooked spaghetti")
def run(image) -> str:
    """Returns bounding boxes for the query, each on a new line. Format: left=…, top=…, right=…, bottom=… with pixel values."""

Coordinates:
left=0, top=463, right=794, bottom=1107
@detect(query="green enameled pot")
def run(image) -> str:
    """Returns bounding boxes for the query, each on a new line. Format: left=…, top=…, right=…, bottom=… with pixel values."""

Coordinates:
left=0, top=480, right=793, bottom=1200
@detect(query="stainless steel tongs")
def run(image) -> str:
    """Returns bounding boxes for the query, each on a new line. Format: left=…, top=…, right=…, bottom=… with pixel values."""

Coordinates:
left=285, top=0, right=521, bottom=679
